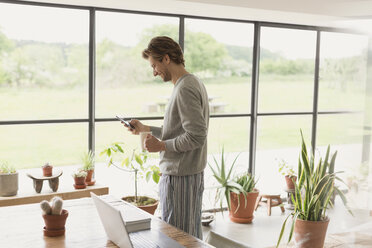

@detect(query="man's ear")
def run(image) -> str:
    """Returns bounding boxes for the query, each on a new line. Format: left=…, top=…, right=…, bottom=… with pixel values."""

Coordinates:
left=163, top=54, right=171, bottom=64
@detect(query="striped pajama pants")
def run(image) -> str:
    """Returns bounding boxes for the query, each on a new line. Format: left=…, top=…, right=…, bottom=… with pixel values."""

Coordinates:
left=159, top=171, right=204, bottom=239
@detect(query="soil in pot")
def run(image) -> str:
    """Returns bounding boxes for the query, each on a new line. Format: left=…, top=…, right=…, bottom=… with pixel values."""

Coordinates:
left=229, top=190, right=259, bottom=223
left=294, top=217, right=330, bottom=248
left=285, top=175, right=297, bottom=190
left=122, top=196, right=159, bottom=215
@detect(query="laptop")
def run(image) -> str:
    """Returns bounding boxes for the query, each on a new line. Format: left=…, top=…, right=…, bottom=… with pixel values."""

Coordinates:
left=90, top=193, right=185, bottom=248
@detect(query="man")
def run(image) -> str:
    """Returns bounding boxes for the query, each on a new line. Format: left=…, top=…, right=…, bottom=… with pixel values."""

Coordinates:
left=124, top=36, right=209, bottom=239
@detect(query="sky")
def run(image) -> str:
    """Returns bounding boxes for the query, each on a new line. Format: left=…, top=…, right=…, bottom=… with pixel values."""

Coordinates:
left=0, top=2, right=368, bottom=59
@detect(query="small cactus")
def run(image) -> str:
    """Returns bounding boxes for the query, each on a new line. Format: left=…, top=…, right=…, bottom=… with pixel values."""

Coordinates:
left=51, top=196, right=63, bottom=215
left=40, top=196, right=64, bottom=215
left=40, top=200, right=52, bottom=215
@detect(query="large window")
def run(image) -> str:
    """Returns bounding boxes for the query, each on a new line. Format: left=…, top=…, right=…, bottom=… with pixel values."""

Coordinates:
left=0, top=1, right=370, bottom=212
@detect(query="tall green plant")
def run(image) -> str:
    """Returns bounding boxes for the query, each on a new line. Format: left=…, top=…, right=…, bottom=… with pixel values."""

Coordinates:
left=208, top=147, right=246, bottom=211
left=276, top=130, right=351, bottom=247
left=100, top=142, right=160, bottom=202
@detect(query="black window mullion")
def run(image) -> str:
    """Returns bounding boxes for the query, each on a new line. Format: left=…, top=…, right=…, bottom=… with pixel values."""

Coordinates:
left=249, top=22, right=261, bottom=175
left=88, top=8, right=96, bottom=153
left=311, top=30, right=321, bottom=154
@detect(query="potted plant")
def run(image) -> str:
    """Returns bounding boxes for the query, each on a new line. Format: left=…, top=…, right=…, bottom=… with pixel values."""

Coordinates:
left=42, top=162, right=53, bottom=177
left=81, top=150, right=95, bottom=186
left=0, top=162, right=18, bottom=196
left=276, top=131, right=351, bottom=248
left=278, top=159, right=297, bottom=190
left=40, top=196, right=68, bottom=237
left=209, top=147, right=259, bottom=223
left=101, top=142, right=160, bottom=215
left=72, top=170, right=87, bottom=189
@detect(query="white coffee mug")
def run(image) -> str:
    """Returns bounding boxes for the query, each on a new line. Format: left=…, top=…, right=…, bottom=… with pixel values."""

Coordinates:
left=139, top=131, right=152, bottom=151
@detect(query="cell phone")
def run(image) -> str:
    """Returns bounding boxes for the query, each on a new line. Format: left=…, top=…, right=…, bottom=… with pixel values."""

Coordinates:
left=115, top=116, right=135, bottom=129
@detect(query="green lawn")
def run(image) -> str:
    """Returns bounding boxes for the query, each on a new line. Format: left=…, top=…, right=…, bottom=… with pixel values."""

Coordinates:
left=0, top=75, right=368, bottom=169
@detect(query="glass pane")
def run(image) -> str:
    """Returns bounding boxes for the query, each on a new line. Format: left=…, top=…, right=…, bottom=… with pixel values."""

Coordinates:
left=185, top=19, right=253, bottom=114
left=259, top=27, right=316, bottom=112
left=0, top=123, right=87, bottom=169
left=317, top=114, right=370, bottom=209
left=319, top=32, right=368, bottom=111
left=205, top=117, right=250, bottom=209
left=96, top=12, right=179, bottom=118
left=0, top=3, right=89, bottom=120
left=255, top=116, right=312, bottom=192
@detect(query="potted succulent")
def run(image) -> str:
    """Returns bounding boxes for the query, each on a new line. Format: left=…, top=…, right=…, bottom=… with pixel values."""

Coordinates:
left=42, top=162, right=53, bottom=177
left=101, top=142, right=160, bottom=215
left=0, top=162, right=18, bottom=197
left=278, top=159, right=297, bottom=190
left=209, top=147, right=259, bottom=223
left=40, top=196, right=68, bottom=237
left=81, top=150, right=95, bottom=186
left=276, top=131, right=351, bottom=248
left=72, top=170, right=87, bottom=189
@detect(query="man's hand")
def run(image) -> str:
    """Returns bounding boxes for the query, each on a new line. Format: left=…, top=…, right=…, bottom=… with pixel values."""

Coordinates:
left=145, top=134, right=166, bottom=152
left=123, top=119, right=150, bottom=135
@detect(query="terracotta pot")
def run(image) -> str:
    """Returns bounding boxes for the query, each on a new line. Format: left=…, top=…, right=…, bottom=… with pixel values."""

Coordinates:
left=42, top=209, right=69, bottom=237
left=294, top=218, right=330, bottom=248
left=42, top=165, right=53, bottom=177
left=85, top=170, right=95, bottom=186
left=285, top=175, right=297, bottom=190
left=229, top=190, right=259, bottom=223
left=122, top=196, right=159, bottom=215
left=73, top=176, right=86, bottom=189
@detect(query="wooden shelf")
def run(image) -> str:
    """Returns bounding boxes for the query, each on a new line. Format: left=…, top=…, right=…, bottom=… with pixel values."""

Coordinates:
left=0, top=184, right=109, bottom=207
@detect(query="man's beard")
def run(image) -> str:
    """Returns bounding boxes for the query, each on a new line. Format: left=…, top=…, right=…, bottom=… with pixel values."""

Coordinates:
left=162, top=69, right=171, bottom=82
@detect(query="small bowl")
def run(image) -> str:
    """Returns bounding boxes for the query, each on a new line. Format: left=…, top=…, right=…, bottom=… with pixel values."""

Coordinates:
left=201, top=213, right=214, bottom=226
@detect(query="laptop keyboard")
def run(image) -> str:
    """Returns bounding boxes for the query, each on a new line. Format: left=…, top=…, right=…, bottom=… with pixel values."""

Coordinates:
left=129, top=232, right=161, bottom=248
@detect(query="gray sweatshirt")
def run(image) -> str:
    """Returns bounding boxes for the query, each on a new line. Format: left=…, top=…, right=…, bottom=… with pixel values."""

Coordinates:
left=150, top=74, right=209, bottom=176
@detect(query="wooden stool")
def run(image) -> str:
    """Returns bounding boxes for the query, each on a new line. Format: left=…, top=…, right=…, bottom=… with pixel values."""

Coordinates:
left=27, top=170, right=63, bottom=193
left=255, top=194, right=285, bottom=216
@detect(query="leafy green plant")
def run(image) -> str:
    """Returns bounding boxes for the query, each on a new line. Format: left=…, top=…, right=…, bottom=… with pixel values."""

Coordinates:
left=0, top=162, right=16, bottom=174
left=278, top=159, right=296, bottom=177
left=81, top=150, right=95, bottom=171
left=100, top=142, right=160, bottom=202
left=208, top=147, right=246, bottom=211
left=276, top=131, right=351, bottom=247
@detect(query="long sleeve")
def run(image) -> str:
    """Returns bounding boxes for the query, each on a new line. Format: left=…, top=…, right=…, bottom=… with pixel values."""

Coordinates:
left=164, top=85, right=208, bottom=153
left=150, top=126, right=163, bottom=139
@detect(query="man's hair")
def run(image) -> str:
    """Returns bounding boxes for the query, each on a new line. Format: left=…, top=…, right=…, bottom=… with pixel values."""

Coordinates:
left=142, top=36, right=185, bottom=66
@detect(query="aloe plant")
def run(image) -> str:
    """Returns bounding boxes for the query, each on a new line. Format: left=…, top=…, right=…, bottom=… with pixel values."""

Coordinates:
left=208, top=147, right=246, bottom=211
left=276, top=130, right=352, bottom=247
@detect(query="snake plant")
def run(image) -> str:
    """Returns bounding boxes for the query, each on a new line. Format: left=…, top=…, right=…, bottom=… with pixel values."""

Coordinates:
left=276, top=130, right=352, bottom=247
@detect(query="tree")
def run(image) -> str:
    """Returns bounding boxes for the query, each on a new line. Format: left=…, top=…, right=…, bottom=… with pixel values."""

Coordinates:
left=136, top=24, right=228, bottom=77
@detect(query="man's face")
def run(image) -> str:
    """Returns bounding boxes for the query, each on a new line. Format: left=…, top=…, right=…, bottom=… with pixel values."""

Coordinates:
left=149, top=56, right=171, bottom=82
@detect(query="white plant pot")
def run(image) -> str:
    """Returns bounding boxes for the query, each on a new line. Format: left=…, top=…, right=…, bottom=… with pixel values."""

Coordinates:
left=0, top=172, right=19, bottom=196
